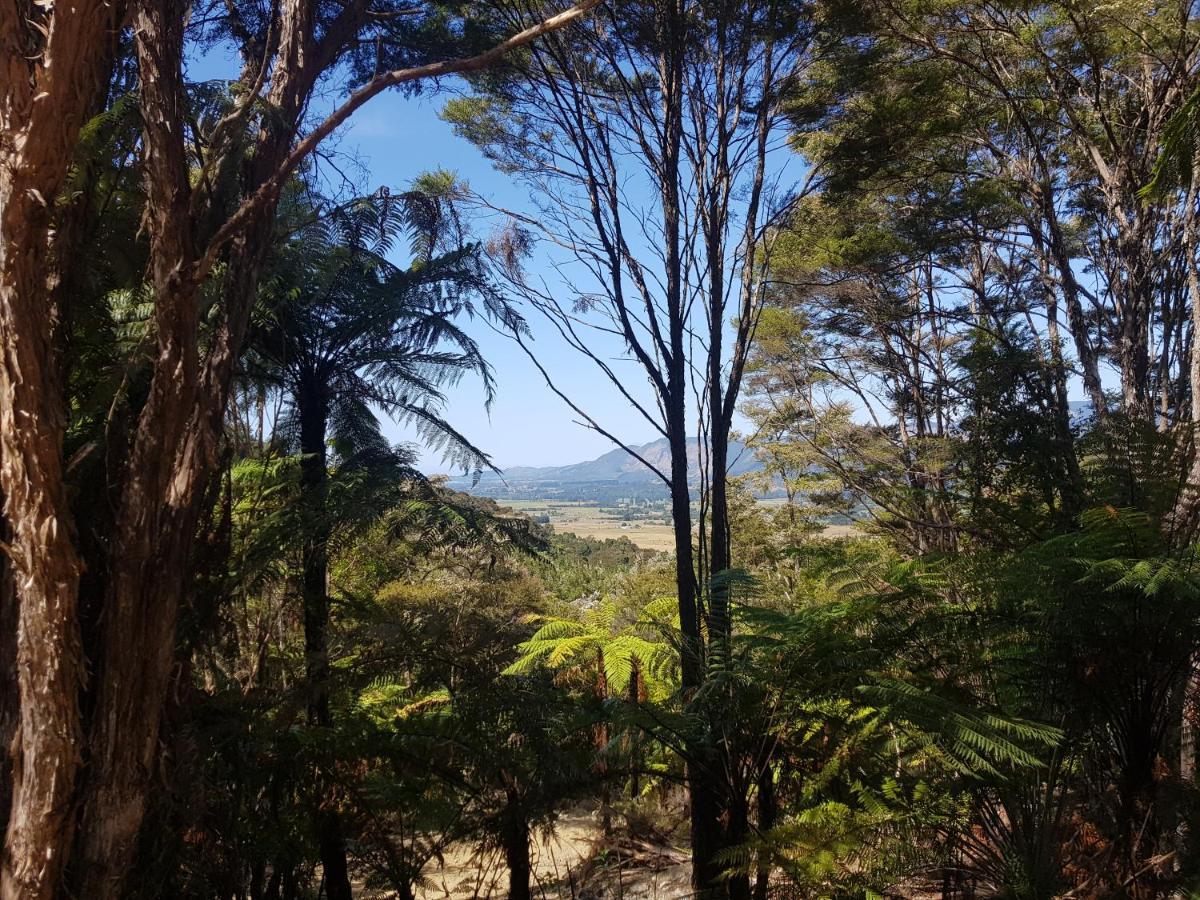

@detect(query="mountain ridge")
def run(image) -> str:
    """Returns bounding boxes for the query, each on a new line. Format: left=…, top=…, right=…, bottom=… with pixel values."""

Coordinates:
left=447, top=436, right=760, bottom=498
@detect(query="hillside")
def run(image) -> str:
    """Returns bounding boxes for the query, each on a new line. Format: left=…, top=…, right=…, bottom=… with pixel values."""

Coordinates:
left=448, top=437, right=761, bottom=500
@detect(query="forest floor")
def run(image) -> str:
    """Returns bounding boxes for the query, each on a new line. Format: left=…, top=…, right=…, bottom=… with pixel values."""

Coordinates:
left=380, top=801, right=953, bottom=899
left=407, top=802, right=693, bottom=899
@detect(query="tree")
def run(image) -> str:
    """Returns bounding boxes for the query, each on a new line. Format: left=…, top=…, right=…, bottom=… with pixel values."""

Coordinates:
left=0, top=1, right=599, bottom=894
left=445, top=2, right=814, bottom=890
left=800, top=0, right=1199, bottom=425
left=246, top=184, right=501, bottom=895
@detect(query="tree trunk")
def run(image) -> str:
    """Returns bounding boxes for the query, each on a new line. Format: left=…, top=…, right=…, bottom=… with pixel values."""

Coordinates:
left=628, top=662, right=642, bottom=799
left=1181, top=658, right=1198, bottom=784
left=297, top=382, right=353, bottom=900
left=0, top=493, right=14, bottom=834
left=707, top=427, right=751, bottom=900
left=501, top=791, right=531, bottom=900
left=69, top=0, right=309, bottom=886
left=0, top=1, right=125, bottom=894
left=753, top=765, right=775, bottom=900
left=69, top=0, right=211, bottom=889
left=726, top=789, right=752, bottom=900
left=596, top=649, right=612, bottom=835
left=1031, top=233, right=1083, bottom=517
left=1035, top=187, right=1107, bottom=421
left=667, top=419, right=723, bottom=896
left=299, top=385, right=332, bottom=726
left=1172, top=166, right=1200, bottom=535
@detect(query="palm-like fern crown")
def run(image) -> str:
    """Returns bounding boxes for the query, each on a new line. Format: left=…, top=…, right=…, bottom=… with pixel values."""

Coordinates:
left=505, top=594, right=678, bottom=700
left=248, top=181, right=508, bottom=476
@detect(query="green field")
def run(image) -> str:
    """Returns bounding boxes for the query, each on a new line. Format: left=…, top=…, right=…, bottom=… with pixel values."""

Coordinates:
left=499, top=500, right=678, bottom=551
left=499, top=499, right=857, bottom=551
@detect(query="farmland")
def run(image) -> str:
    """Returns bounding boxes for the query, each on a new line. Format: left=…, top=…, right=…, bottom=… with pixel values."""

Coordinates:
left=499, top=498, right=858, bottom=551
left=499, top=499, right=678, bottom=551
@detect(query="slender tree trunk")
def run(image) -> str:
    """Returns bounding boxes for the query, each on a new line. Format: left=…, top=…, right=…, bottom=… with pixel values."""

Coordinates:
left=297, top=382, right=353, bottom=900
left=660, top=116, right=721, bottom=885
left=753, top=765, right=775, bottom=900
left=1031, top=234, right=1083, bottom=516
left=668, top=417, right=722, bottom=896
left=708, top=421, right=732, bottom=648
left=628, top=662, right=642, bottom=799
left=501, top=790, right=531, bottom=900
left=706, top=423, right=752, bottom=900
left=1036, top=187, right=1107, bottom=421
left=1172, top=168, right=1200, bottom=534
left=1181, top=660, right=1197, bottom=783
left=596, top=649, right=612, bottom=835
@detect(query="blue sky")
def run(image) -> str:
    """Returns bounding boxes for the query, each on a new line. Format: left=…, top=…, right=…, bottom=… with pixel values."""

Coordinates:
left=189, top=46, right=665, bottom=472
left=189, top=45, right=1098, bottom=477
left=339, top=91, right=652, bottom=471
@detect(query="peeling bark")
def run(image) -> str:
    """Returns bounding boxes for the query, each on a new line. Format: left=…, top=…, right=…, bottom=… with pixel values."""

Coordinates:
left=0, top=0, right=125, bottom=895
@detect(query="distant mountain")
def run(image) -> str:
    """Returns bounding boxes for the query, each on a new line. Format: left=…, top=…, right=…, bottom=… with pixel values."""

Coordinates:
left=448, top=437, right=761, bottom=500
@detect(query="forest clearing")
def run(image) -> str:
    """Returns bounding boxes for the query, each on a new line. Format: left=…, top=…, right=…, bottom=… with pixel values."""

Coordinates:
left=4, top=0, right=1200, bottom=897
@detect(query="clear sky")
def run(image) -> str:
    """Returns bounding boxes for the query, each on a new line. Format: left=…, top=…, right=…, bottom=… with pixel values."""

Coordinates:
left=189, top=44, right=665, bottom=472
left=338, top=89, right=669, bottom=472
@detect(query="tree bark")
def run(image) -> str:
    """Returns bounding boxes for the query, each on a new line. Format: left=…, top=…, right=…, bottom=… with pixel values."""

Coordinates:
left=595, top=649, right=612, bottom=835
left=0, top=0, right=125, bottom=894
left=1036, top=188, right=1108, bottom=422
left=501, top=791, right=531, bottom=900
left=752, top=765, right=775, bottom=900
left=652, top=6, right=722, bottom=884
left=67, top=1, right=604, bottom=888
left=70, top=0, right=209, bottom=890
left=297, top=380, right=353, bottom=900
left=0, top=490, right=14, bottom=835
left=1172, top=164, right=1200, bottom=535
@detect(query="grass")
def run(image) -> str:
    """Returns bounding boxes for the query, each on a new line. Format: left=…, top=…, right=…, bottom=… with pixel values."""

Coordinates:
left=499, top=500, right=857, bottom=552
left=499, top=501, right=678, bottom=552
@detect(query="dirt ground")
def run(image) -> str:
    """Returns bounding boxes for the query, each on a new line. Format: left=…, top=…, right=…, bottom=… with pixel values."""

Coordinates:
left=410, top=804, right=693, bottom=899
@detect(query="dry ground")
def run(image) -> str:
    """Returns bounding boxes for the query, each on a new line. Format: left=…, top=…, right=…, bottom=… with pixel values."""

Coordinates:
left=500, top=501, right=678, bottom=552
left=500, top=501, right=857, bottom=553
left=408, top=804, right=693, bottom=899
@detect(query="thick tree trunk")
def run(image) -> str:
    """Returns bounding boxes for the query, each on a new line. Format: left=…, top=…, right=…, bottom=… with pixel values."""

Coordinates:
left=70, top=0, right=208, bottom=890
left=0, top=1, right=125, bottom=894
left=0, top=494, right=14, bottom=834
left=70, top=1, right=303, bottom=886
left=726, top=789, right=752, bottom=900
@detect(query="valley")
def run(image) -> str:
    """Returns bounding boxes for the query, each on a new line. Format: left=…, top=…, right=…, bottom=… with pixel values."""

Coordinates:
left=500, top=499, right=678, bottom=551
